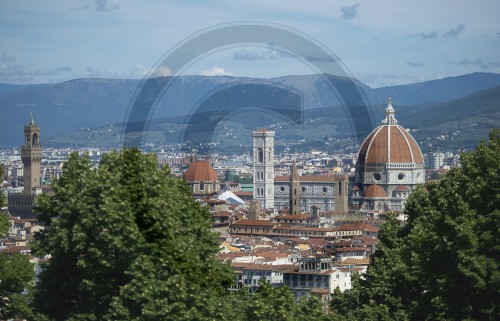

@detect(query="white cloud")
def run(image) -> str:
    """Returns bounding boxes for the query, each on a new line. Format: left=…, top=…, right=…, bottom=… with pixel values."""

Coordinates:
left=448, top=57, right=500, bottom=70
left=200, top=66, right=234, bottom=77
left=150, top=66, right=173, bottom=77
left=233, top=48, right=288, bottom=60
left=0, top=50, right=72, bottom=83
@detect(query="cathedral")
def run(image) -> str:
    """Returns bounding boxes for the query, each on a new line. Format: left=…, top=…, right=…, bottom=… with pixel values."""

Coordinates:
left=252, top=98, right=425, bottom=215
left=350, top=98, right=425, bottom=212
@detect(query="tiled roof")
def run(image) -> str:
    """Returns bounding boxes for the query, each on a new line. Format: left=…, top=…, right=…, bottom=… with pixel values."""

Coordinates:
left=233, top=191, right=253, bottom=196
left=333, top=223, right=379, bottom=232
left=334, top=257, right=370, bottom=265
left=273, top=226, right=332, bottom=232
left=357, top=122, right=424, bottom=165
left=184, top=161, right=218, bottom=182
left=394, top=185, right=410, bottom=191
left=232, top=219, right=275, bottom=227
left=274, top=214, right=311, bottom=220
left=364, top=184, right=387, bottom=198
left=335, top=247, right=368, bottom=252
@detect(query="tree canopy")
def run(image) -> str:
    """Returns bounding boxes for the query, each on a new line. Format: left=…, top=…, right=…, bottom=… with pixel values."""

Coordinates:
left=33, top=149, right=234, bottom=321
left=330, top=129, right=500, bottom=320
left=0, top=164, right=36, bottom=320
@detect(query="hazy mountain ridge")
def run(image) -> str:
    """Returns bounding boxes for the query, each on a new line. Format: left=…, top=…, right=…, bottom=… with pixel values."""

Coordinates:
left=374, top=72, right=500, bottom=105
left=1, top=72, right=500, bottom=147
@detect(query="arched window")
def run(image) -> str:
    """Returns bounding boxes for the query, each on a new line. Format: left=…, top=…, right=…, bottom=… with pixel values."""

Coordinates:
left=258, top=148, right=263, bottom=163
left=32, top=133, right=38, bottom=146
left=199, top=181, right=205, bottom=191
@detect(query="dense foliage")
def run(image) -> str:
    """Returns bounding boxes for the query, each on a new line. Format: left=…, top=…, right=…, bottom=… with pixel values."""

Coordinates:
left=0, top=164, right=36, bottom=320
left=0, top=253, right=35, bottom=320
left=0, top=164, right=5, bottom=211
left=330, top=129, right=500, bottom=320
left=33, top=149, right=234, bottom=320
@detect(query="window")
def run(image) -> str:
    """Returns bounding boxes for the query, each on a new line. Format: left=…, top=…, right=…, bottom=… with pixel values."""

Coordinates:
left=32, top=133, right=38, bottom=146
left=258, top=148, right=263, bottom=163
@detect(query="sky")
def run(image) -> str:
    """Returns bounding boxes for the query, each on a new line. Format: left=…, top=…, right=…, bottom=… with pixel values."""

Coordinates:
left=1, top=0, right=499, bottom=88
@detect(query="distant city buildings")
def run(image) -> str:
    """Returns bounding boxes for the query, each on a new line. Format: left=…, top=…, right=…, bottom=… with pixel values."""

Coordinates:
left=0, top=99, right=464, bottom=300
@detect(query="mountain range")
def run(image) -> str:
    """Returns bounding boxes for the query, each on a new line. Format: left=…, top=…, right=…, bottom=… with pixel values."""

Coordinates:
left=1, top=72, right=499, bottom=151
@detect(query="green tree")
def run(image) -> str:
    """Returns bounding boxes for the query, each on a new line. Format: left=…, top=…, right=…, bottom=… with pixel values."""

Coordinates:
left=330, top=129, right=500, bottom=320
left=33, top=149, right=234, bottom=320
left=0, top=163, right=5, bottom=211
left=0, top=163, right=36, bottom=320
left=242, top=280, right=296, bottom=321
left=0, top=253, right=35, bottom=320
left=229, top=279, right=327, bottom=321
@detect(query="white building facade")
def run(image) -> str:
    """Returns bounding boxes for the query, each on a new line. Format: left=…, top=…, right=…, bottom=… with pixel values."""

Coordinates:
left=252, top=129, right=275, bottom=209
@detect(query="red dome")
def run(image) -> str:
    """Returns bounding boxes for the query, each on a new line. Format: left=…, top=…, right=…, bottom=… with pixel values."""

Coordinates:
left=358, top=100, right=423, bottom=166
left=184, top=161, right=218, bottom=182
left=364, top=185, right=387, bottom=198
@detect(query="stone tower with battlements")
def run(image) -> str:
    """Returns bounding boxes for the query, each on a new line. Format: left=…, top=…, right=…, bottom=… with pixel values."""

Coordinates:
left=21, top=114, right=42, bottom=193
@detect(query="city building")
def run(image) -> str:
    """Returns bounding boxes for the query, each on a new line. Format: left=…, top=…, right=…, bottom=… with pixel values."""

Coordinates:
left=183, top=159, right=220, bottom=197
left=351, top=98, right=425, bottom=212
left=252, top=129, right=275, bottom=210
left=274, top=172, right=349, bottom=213
left=425, top=152, right=445, bottom=169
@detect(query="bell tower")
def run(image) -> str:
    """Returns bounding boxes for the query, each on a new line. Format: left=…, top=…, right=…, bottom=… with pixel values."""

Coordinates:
left=21, top=113, right=42, bottom=194
left=252, top=129, right=275, bottom=209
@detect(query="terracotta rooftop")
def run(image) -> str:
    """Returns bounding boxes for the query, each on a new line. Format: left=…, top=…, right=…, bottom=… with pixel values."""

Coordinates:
left=274, top=214, right=311, bottom=220
left=233, top=191, right=253, bottom=196
left=364, top=184, right=387, bottom=198
left=273, top=226, right=332, bottom=232
left=357, top=104, right=424, bottom=166
left=335, top=247, right=368, bottom=252
left=394, top=185, right=411, bottom=191
left=333, top=223, right=379, bottom=233
left=232, top=219, right=275, bottom=227
left=184, top=161, right=218, bottom=182
left=333, top=257, right=370, bottom=265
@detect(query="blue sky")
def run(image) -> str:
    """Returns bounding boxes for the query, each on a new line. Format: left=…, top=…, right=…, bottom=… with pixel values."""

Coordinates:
left=0, top=0, right=499, bottom=87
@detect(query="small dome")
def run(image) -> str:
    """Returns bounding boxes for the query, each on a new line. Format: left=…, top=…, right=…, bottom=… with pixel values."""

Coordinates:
left=364, top=185, right=387, bottom=198
left=184, top=161, right=218, bottom=182
left=357, top=99, right=424, bottom=166
left=394, top=185, right=410, bottom=192
left=352, top=185, right=360, bottom=191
